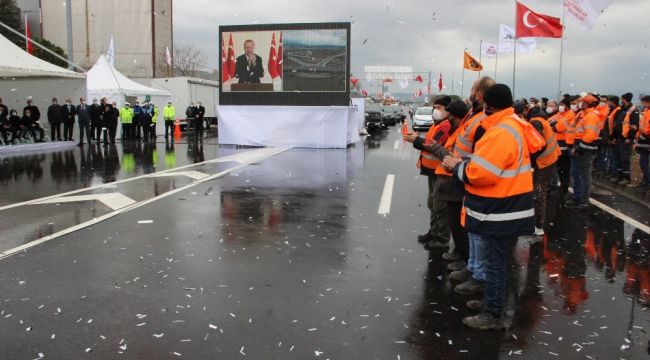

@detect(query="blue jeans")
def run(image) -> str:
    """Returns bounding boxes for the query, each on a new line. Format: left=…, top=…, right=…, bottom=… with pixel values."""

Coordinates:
left=475, top=233, right=514, bottom=317
left=571, top=153, right=582, bottom=200
left=468, top=232, right=487, bottom=282
left=640, top=150, right=650, bottom=186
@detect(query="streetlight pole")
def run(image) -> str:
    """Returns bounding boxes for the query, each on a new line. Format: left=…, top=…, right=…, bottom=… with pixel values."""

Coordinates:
left=65, top=0, right=74, bottom=70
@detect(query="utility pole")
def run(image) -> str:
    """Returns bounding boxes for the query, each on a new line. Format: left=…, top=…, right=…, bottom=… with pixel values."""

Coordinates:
left=65, top=0, right=74, bottom=70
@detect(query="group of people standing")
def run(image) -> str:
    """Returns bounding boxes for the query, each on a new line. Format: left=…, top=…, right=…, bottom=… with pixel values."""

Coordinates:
left=118, top=101, right=159, bottom=142
left=403, top=77, right=650, bottom=331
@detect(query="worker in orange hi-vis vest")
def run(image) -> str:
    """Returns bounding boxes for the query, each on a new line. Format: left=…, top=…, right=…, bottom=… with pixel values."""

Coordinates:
left=403, top=96, right=453, bottom=249
left=515, top=101, right=560, bottom=237
left=550, top=97, right=577, bottom=198
left=443, top=84, right=543, bottom=330
left=567, top=94, right=601, bottom=209
left=633, top=95, right=650, bottom=193
left=610, top=92, right=640, bottom=185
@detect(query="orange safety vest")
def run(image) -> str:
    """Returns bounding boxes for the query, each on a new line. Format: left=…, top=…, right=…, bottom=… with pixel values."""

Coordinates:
left=454, top=111, right=487, bottom=159
left=575, top=107, right=601, bottom=150
left=435, top=125, right=462, bottom=177
left=596, top=103, right=610, bottom=130
left=458, top=108, right=536, bottom=237
left=530, top=117, right=560, bottom=169
left=622, top=107, right=639, bottom=139
left=637, top=109, right=650, bottom=149
left=553, top=110, right=576, bottom=148
left=607, top=106, right=621, bottom=137
left=417, top=120, right=449, bottom=171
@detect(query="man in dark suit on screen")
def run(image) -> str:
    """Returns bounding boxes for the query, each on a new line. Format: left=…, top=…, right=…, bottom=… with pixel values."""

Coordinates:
left=235, top=39, right=264, bottom=84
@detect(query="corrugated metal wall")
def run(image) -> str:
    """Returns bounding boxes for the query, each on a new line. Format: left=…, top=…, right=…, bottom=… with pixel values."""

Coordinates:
left=40, top=0, right=172, bottom=78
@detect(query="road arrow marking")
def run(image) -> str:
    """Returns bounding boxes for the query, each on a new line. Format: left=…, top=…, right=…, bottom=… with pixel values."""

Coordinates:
left=34, top=193, right=136, bottom=211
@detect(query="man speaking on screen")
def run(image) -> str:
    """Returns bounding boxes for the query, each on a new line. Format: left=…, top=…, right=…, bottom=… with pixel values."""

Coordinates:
left=235, top=39, right=264, bottom=84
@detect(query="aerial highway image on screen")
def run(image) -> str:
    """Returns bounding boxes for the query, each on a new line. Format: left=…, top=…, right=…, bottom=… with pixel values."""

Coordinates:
left=282, top=29, right=347, bottom=92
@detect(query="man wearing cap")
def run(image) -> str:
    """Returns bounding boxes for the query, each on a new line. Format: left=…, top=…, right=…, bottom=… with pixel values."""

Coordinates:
left=611, top=93, right=640, bottom=185
left=404, top=96, right=453, bottom=250
left=443, top=84, right=540, bottom=329
left=163, top=101, right=176, bottom=139
left=120, top=102, right=135, bottom=141
left=569, top=94, right=601, bottom=209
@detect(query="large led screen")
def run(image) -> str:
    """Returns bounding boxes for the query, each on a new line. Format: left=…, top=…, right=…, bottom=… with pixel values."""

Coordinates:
left=219, top=23, right=351, bottom=106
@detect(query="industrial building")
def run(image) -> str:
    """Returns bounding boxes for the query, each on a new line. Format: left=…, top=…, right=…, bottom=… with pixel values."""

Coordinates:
left=17, top=0, right=173, bottom=78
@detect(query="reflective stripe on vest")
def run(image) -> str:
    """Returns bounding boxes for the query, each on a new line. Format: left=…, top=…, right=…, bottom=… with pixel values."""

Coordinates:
left=454, top=113, right=487, bottom=158
left=579, top=142, right=598, bottom=150
left=465, top=122, right=532, bottom=179
left=465, top=207, right=535, bottom=222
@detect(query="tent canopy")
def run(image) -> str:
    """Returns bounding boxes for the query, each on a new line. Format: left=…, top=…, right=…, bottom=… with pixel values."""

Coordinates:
left=0, top=34, right=84, bottom=78
left=86, top=55, right=169, bottom=97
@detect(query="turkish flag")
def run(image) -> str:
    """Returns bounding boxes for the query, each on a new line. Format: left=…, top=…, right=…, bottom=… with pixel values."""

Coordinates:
left=350, top=77, right=359, bottom=87
left=25, top=15, right=33, bottom=54
left=516, top=2, right=563, bottom=38
left=361, top=89, right=368, bottom=97
left=268, top=33, right=279, bottom=79
left=227, top=34, right=236, bottom=78
left=437, top=73, right=443, bottom=92
left=277, top=32, right=283, bottom=78
left=221, top=37, right=229, bottom=83
left=414, top=75, right=423, bottom=83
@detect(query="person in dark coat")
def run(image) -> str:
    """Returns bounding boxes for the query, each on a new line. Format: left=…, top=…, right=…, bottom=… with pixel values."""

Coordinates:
left=23, top=98, right=41, bottom=123
left=90, top=98, right=102, bottom=141
left=47, top=98, right=63, bottom=141
left=61, top=97, right=77, bottom=141
left=1, top=105, right=11, bottom=143
left=195, top=101, right=206, bottom=132
left=0, top=97, right=8, bottom=126
left=101, top=100, right=117, bottom=145
left=76, top=97, right=92, bottom=146
left=7, top=109, right=22, bottom=143
left=23, top=108, right=45, bottom=142
left=111, top=101, right=120, bottom=143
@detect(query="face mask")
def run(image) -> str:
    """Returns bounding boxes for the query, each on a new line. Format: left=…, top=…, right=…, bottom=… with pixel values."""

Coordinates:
left=558, top=105, right=566, bottom=113
left=570, top=104, right=579, bottom=112
left=432, top=109, right=447, bottom=121
left=546, top=107, right=556, bottom=114
left=66, top=102, right=71, bottom=105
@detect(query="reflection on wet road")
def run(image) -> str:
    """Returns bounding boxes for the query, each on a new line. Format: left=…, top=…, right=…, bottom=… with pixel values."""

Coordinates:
left=0, top=129, right=649, bottom=359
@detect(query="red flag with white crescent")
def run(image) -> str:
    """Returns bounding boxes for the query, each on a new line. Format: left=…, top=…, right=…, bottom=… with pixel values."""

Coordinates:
left=227, top=34, right=236, bottom=78
left=25, top=15, right=33, bottom=54
left=515, top=1, right=563, bottom=38
left=268, top=33, right=279, bottom=79
left=277, top=32, right=283, bottom=78
left=221, top=36, right=229, bottom=83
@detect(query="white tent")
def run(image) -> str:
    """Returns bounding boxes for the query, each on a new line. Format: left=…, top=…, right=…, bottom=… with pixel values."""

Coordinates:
left=0, top=34, right=84, bottom=78
left=0, top=34, right=85, bottom=132
left=86, top=55, right=170, bottom=136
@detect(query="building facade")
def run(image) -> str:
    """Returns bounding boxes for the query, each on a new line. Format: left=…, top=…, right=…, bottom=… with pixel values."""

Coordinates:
left=18, top=0, right=172, bottom=78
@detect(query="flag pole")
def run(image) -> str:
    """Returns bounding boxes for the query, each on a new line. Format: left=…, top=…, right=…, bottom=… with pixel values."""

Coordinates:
left=512, top=2, right=518, bottom=98
left=461, top=68, right=466, bottom=98
left=494, top=30, right=500, bottom=81
left=556, top=11, right=566, bottom=101
left=478, top=40, right=483, bottom=78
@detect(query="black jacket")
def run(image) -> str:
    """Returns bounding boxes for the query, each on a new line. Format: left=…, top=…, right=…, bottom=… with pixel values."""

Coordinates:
left=195, top=105, right=205, bottom=119
left=24, top=105, right=40, bottom=122
left=9, top=115, right=21, bottom=128
left=61, top=104, right=76, bottom=124
left=0, top=104, right=8, bottom=122
left=102, top=104, right=117, bottom=125
left=235, top=53, right=264, bottom=83
left=90, top=104, right=102, bottom=124
left=22, top=115, right=37, bottom=127
left=47, top=104, right=63, bottom=124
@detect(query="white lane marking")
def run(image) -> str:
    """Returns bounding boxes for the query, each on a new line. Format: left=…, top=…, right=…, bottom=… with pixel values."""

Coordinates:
left=589, top=197, right=650, bottom=235
left=378, top=174, right=395, bottom=215
left=34, top=193, right=136, bottom=211
left=393, top=140, right=399, bottom=150
left=151, top=171, right=209, bottom=180
left=568, top=187, right=650, bottom=234
left=0, top=147, right=289, bottom=260
left=0, top=148, right=278, bottom=212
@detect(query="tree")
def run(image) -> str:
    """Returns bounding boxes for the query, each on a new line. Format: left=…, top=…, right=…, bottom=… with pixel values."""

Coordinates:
left=0, top=0, right=24, bottom=48
left=172, top=43, right=207, bottom=77
left=32, top=37, right=68, bottom=68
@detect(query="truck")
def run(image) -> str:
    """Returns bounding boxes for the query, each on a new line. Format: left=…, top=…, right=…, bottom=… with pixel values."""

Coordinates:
left=149, top=77, right=219, bottom=130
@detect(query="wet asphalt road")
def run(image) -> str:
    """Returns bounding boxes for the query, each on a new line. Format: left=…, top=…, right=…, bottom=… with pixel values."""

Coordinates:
left=0, top=127, right=650, bottom=359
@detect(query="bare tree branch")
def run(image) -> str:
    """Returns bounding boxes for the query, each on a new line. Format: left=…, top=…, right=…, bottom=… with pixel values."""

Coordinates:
left=172, top=43, right=208, bottom=77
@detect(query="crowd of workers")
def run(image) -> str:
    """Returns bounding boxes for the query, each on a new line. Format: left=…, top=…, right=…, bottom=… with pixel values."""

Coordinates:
left=404, top=77, right=650, bottom=330
left=0, top=97, right=211, bottom=146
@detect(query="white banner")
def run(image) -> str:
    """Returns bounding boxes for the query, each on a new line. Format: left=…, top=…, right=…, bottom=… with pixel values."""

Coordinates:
left=563, top=0, right=613, bottom=30
left=398, top=79, right=409, bottom=89
left=498, top=24, right=536, bottom=55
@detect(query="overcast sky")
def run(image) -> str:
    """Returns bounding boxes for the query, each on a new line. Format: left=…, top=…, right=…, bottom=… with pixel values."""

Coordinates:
left=173, top=0, right=649, bottom=100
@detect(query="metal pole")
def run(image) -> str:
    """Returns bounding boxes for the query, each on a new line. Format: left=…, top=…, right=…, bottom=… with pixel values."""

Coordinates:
left=478, top=40, right=482, bottom=78
left=65, top=0, right=73, bottom=70
left=461, top=68, right=465, bottom=98
left=556, top=12, right=566, bottom=101
left=494, top=33, right=499, bottom=81
left=512, top=2, right=517, bottom=98
left=427, top=70, right=432, bottom=98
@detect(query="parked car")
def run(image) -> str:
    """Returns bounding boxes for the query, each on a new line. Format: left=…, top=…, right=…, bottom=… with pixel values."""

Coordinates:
left=392, top=105, right=407, bottom=122
left=364, top=102, right=384, bottom=132
left=381, top=106, right=397, bottom=126
left=412, top=106, right=434, bottom=132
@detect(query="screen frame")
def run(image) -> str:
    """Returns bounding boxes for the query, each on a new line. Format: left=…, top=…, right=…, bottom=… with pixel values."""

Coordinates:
left=219, top=22, right=351, bottom=106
